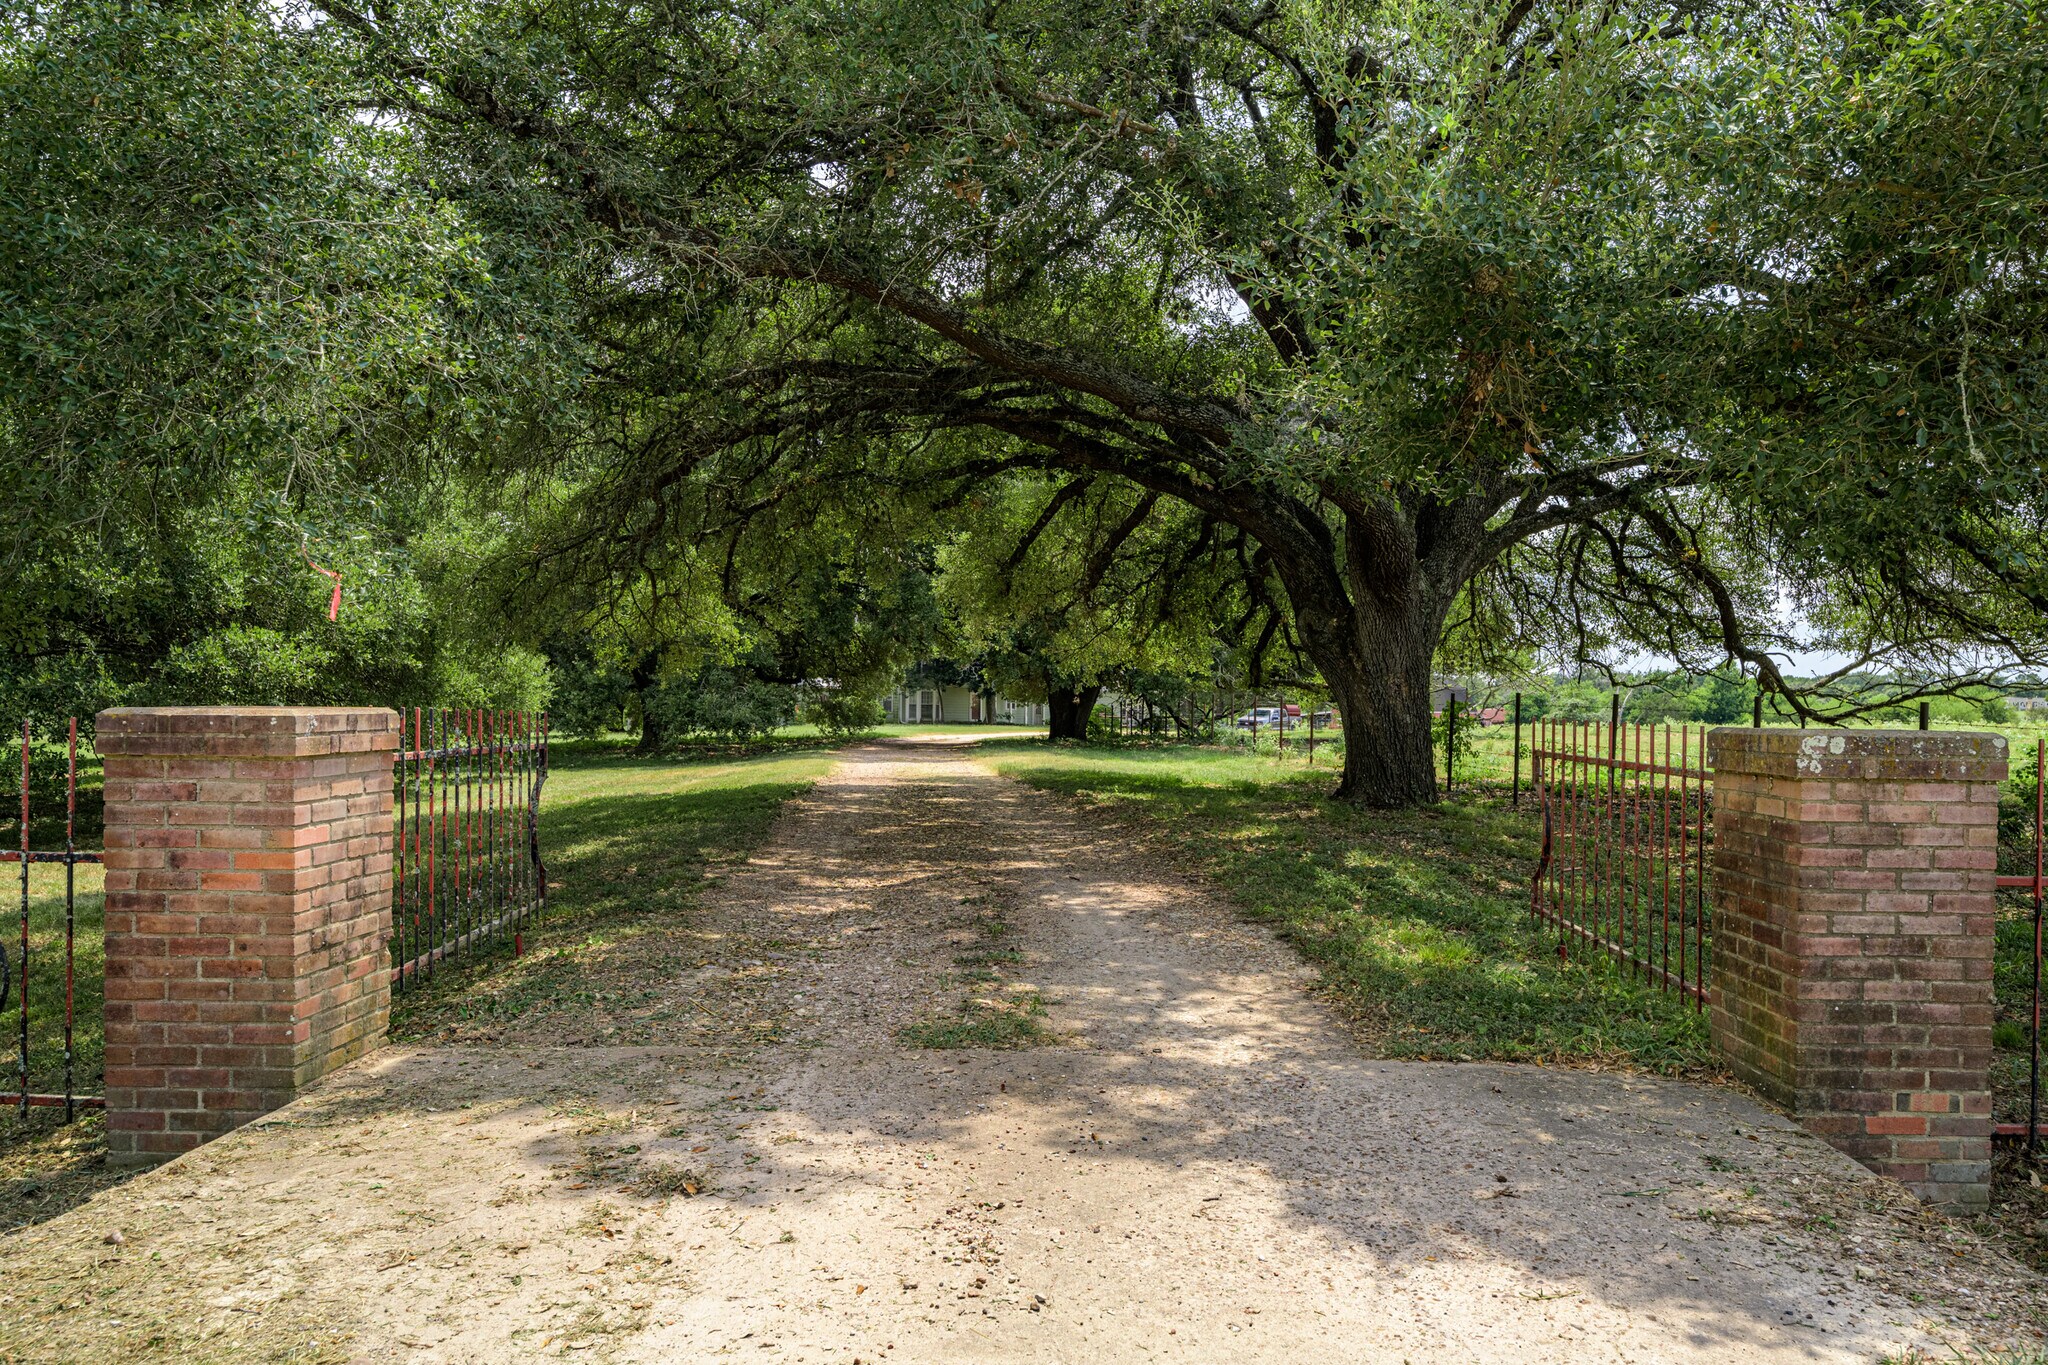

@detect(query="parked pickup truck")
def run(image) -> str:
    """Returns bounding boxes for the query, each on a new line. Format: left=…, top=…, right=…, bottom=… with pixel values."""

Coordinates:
left=1234, top=705, right=1301, bottom=730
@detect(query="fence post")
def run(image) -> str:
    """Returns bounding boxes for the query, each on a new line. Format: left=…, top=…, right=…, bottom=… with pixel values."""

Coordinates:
left=1511, top=692, right=1523, bottom=807
left=96, top=707, right=399, bottom=1167
left=1608, top=693, right=1620, bottom=807
left=1444, top=699, right=1456, bottom=793
left=1707, top=727, right=2003, bottom=1207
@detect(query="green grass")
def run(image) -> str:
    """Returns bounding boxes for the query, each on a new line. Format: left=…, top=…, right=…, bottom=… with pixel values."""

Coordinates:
left=899, top=899, right=1055, bottom=1052
left=1, top=814, right=110, bottom=1219
left=532, top=741, right=835, bottom=923
left=1, top=737, right=829, bottom=1136
left=776, top=722, right=1022, bottom=739
left=900, top=993, right=1053, bottom=1050
left=575, top=722, right=1017, bottom=762
left=1883, top=1349, right=2048, bottom=1365
left=391, top=742, right=834, bottom=1039
left=978, top=739, right=1712, bottom=1072
left=0, top=739, right=106, bottom=1128
left=0, top=859, right=104, bottom=1110
left=1144, top=720, right=2043, bottom=1091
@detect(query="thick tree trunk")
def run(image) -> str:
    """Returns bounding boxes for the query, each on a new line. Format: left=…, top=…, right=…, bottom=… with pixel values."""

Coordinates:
left=1288, top=570, right=1445, bottom=807
left=1046, top=684, right=1102, bottom=740
left=631, top=656, right=665, bottom=756
left=1318, top=632, right=1437, bottom=805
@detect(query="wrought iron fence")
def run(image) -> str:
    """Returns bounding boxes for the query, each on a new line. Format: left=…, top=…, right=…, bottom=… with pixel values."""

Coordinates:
left=3, top=720, right=103, bottom=1121
left=1529, top=721, right=1712, bottom=1008
left=390, top=710, right=548, bottom=991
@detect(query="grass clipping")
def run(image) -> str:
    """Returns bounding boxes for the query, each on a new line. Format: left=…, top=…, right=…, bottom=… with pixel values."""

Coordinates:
left=901, top=990, right=1052, bottom=1050
left=901, top=913, right=1055, bottom=1051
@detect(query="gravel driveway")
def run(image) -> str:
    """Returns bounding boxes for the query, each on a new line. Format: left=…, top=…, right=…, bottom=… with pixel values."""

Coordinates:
left=0, top=738, right=2040, bottom=1363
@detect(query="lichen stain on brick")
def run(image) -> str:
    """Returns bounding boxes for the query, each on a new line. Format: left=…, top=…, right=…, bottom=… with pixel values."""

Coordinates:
left=1709, top=725, right=2002, bottom=1207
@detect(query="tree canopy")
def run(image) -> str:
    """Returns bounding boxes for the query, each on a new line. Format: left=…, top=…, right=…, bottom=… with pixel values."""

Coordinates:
left=0, top=0, right=568, bottom=718
left=8, top=0, right=2048, bottom=803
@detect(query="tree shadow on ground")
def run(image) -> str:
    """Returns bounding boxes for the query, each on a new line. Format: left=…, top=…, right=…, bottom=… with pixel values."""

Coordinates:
left=2, top=739, right=2036, bottom=1362
left=1, top=749, right=831, bottom=1238
left=987, top=752, right=1713, bottom=1073
left=394, top=752, right=831, bottom=1044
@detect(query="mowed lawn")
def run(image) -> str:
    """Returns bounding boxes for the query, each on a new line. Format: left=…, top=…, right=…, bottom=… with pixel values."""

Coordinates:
left=392, top=740, right=835, bottom=1041
left=0, top=861, right=105, bottom=1108
left=978, top=739, right=1713, bottom=1073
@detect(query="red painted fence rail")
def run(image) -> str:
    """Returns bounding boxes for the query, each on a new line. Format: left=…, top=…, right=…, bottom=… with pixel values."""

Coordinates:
left=3, top=720, right=104, bottom=1121
left=1529, top=721, right=1713, bottom=1008
left=390, top=709, right=548, bottom=991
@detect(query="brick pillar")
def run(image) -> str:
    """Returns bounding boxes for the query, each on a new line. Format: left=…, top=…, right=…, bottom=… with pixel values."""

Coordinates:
left=1708, top=728, right=2003, bottom=1207
left=97, top=707, right=399, bottom=1167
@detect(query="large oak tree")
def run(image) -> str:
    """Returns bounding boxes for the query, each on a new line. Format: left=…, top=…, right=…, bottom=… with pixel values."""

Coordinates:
left=315, top=0, right=2048, bottom=803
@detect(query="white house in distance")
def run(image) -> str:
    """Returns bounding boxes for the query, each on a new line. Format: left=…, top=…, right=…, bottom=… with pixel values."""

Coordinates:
left=882, top=683, right=1050, bottom=726
left=883, top=681, right=1332, bottom=730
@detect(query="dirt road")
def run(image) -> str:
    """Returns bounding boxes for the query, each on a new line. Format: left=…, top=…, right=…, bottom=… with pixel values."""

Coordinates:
left=1, top=739, right=2040, bottom=1363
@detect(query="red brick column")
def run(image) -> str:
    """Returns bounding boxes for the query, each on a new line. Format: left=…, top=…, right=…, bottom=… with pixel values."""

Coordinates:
left=1708, top=728, right=2003, bottom=1206
left=96, top=707, right=399, bottom=1167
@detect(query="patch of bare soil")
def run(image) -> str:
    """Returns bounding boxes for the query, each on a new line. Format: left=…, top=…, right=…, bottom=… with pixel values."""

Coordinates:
left=1984, top=1149, right=2048, bottom=1276
left=0, top=1112, right=125, bottom=1235
left=0, top=740, right=2042, bottom=1364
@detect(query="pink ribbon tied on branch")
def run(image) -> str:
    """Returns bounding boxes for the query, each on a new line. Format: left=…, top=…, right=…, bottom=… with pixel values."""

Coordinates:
left=302, top=550, right=343, bottom=622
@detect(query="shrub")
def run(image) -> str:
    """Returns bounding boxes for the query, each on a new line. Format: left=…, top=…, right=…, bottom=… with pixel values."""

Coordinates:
left=800, top=687, right=883, bottom=738
left=646, top=668, right=795, bottom=745
left=145, top=626, right=330, bottom=704
left=548, top=656, right=636, bottom=737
